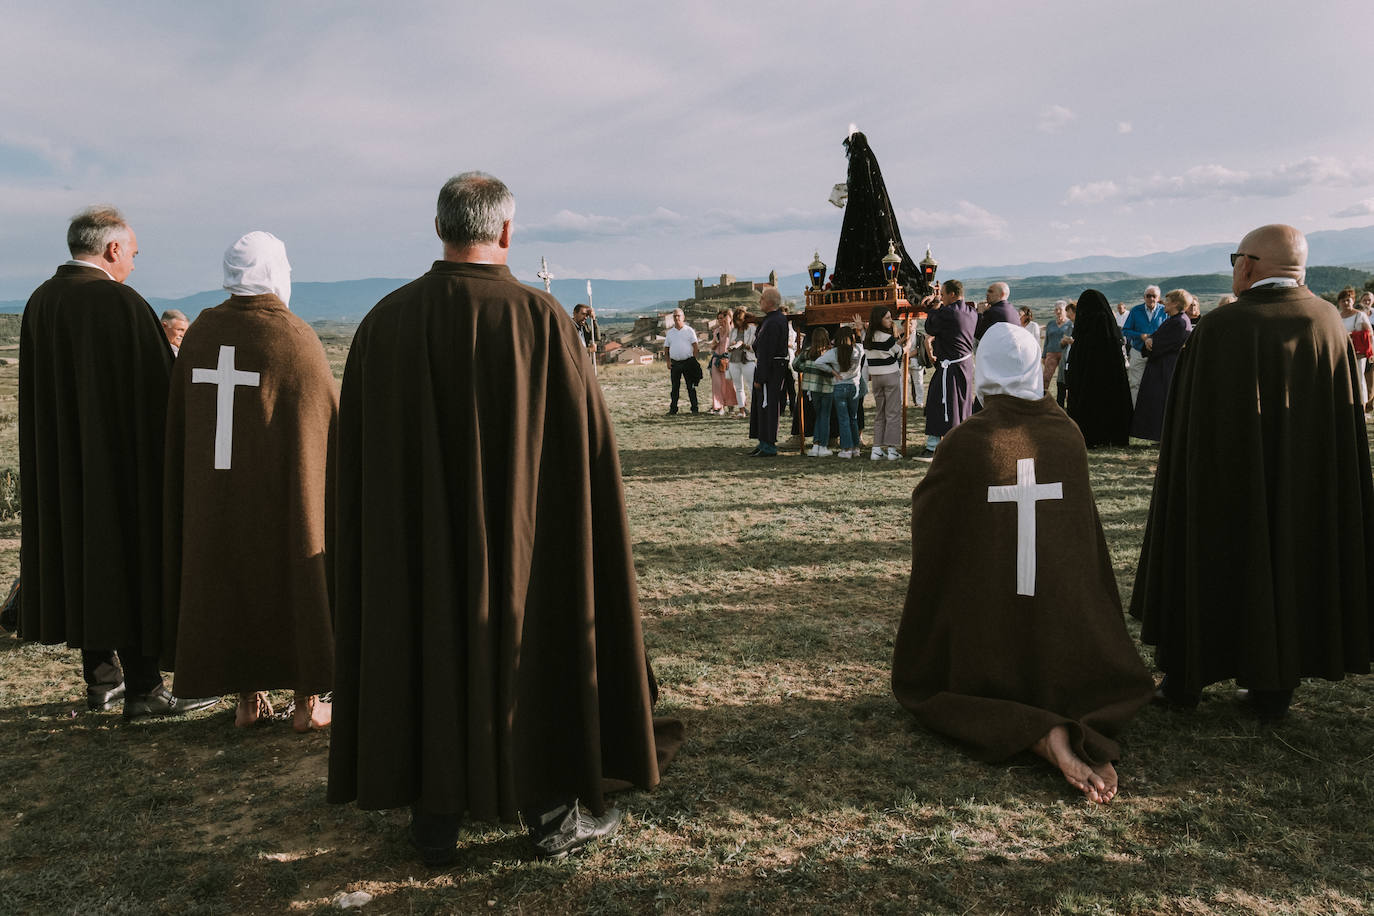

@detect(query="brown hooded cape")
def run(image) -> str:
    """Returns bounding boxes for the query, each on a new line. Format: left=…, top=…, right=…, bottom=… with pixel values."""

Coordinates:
left=327, top=261, right=665, bottom=821
left=163, top=295, right=337, bottom=695
left=19, top=265, right=172, bottom=652
left=1131, top=285, right=1374, bottom=692
left=892, top=394, right=1153, bottom=764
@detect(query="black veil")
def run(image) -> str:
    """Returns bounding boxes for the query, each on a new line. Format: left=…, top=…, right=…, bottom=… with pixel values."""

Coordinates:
left=831, top=131, right=926, bottom=299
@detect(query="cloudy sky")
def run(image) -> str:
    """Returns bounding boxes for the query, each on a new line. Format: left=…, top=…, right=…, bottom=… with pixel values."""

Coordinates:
left=3, top=0, right=1373, bottom=299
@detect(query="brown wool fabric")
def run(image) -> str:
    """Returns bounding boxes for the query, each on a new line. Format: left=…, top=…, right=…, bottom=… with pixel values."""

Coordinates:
left=164, top=295, right=337, bottom=695
left=19, top=265, right=173, bottom=652
left=327, top=261, right=671, bottom=821
left=892, top=394, right=1153, bottom=765
left=1132, top=285, right=1374, bottom=692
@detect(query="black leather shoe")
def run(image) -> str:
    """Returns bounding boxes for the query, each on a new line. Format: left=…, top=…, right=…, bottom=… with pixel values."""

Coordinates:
left=87, top=681, right=126, bottom=711
left=1236, top=688, right=1292, bottom=722
left=530, top=801, right=622, bottom=859
left=1150, top=675, right=1200, bottom=710
left=123, top=685, right=219, bottom=720
left=409, top=813, right=460, bottom=867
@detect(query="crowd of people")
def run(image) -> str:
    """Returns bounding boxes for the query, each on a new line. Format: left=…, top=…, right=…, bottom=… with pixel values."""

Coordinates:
left=662, top=267, right=1374, bottom=458
left=8, top=183, right=1374, bottom=864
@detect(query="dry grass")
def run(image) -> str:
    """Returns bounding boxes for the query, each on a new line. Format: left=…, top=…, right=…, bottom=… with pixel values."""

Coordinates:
left=1, top=351, right=1372, bottom=914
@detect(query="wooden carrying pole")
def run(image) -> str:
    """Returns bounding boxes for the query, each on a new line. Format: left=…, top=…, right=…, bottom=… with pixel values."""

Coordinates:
left=900, top=310, right=910, bottom=457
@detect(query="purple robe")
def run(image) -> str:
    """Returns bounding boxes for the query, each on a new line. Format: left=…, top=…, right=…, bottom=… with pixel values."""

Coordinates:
left=1129, top=312, right=1192, bottom=442
left=924, top=301, right=977, bottom=437
left=974, top=300, right=1018, bottom=340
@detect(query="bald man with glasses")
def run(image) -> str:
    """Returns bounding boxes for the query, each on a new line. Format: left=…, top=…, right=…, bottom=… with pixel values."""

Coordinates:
left=1133, top=224, right=1374, bottom=722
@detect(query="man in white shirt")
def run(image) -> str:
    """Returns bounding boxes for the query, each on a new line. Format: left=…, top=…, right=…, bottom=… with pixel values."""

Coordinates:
left=662, top=308, right=700, bottom=414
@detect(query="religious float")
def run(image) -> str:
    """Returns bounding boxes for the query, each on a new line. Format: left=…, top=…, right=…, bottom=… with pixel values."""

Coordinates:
left=794, top=130, right=940, bottom=454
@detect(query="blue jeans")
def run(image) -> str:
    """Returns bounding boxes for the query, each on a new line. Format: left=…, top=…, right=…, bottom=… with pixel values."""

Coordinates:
left=814, top=391, right=834, bottom=446
left=832, top=382, right=858, bottom=449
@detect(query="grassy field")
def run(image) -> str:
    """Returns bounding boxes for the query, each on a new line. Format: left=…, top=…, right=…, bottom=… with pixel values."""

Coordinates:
left=1, top=348, right=1372, bottom=915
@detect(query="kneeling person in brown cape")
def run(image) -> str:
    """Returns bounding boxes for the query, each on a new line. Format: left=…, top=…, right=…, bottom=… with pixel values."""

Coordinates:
left=891, top=323, right=1153, bottom=803
left=327, top=172, right=680, bottom=865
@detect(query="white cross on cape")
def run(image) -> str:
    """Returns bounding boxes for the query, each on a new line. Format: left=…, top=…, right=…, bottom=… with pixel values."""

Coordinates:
left=987, top=457, right=1063, bottom=597
left=191, top=345, right=260, bottom=470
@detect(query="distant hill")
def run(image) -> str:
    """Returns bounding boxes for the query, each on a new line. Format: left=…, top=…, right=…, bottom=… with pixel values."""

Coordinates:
left=1010, top=266, right=1372, bottom=307
left=956, top=225, right=1374, bottom=281
left=4, top=223, right=1371, bottom=317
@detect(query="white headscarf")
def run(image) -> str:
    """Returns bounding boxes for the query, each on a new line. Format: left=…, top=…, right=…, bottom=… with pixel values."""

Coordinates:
left=223, top=231, right=291, bottom=307
left=974, top=322, right=1043, bottom=401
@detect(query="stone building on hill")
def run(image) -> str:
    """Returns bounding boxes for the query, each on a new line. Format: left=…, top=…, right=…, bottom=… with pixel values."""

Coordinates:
left=677, top=270, right=778, bottom=320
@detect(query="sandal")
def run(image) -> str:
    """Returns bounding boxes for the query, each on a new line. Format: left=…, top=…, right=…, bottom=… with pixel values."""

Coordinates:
left=293, top=693, right=332, bottom=733
left=235, top=691, right=273, bottom=728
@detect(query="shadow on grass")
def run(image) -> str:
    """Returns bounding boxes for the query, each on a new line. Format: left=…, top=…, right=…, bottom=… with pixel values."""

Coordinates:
left=634, top=537, right=900, bottom=574
left=621, top=446, right=930, bottom=481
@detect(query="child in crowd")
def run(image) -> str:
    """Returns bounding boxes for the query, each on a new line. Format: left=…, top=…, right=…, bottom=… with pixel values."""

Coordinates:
left=861, top=305, right=905, bottom=460
left=813, top=326, right=865, bottom=458
left=793, top=328, right=834, bottom=456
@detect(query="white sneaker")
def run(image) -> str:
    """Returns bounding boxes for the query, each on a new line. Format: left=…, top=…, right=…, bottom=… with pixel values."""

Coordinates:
left=885, top=447, right=901, bottom=460
left=871, top=447, right=884, bottom=460
left=807, top=444, right=833, bottom=457
left=838, top=449, right=853, bottom=459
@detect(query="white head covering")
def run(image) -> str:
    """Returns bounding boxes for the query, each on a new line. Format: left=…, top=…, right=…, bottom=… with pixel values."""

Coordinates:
left=974, top=322, right=1043, bottom=401
left=223, top=231, right=291, bottom=307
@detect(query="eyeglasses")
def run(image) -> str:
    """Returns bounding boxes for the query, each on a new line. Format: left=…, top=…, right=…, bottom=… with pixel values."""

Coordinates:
left=1230, top=252, right=1260, bottom=267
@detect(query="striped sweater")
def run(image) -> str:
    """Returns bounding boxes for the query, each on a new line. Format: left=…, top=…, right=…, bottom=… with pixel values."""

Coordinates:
left=865, top=331, right=904, bottom=376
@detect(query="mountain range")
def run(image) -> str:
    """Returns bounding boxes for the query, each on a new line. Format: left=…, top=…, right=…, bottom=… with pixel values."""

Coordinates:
left=4, top=224, right=1372, bottom=321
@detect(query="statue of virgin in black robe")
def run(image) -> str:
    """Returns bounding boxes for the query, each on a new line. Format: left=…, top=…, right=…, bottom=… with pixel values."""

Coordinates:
left=831, top=131, right=924, bottom=299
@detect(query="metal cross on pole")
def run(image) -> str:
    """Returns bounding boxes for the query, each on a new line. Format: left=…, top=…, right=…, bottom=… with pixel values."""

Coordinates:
left=537, top=256, right=554, bottom=293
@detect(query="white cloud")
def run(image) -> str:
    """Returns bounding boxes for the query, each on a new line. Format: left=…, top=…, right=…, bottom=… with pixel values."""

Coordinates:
left=0, top=134, right=76, bottom=171
left=1333, top=198, right=1374, bottom=218
left=572, top=263, right=661, bottom=282
left=1066, top=156, right=1374, bottom=205
left=903, top=201, right=1008, bottom=239
left=520, top=207, right=686, bottom=243
left=702, top=207, right=835, bottom=236
left=1038, top=105, right=1076, bottom=133
left=1065, top=181, right=1120, bottom=205
left=1116, top=121, right=1133, bottom=134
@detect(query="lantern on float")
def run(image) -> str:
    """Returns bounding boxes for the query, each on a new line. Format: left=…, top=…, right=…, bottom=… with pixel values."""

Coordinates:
left=807, top=251, right=826, bottom=290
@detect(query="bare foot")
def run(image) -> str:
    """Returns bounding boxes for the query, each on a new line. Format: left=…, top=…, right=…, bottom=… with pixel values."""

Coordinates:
left=1032, top=725, right=1111, bottom=804
left=293, top=693, right=331, bottom=732
left=235, top=692, right=272, bottom=728
left=1090, top=762, right=1119, bottom=802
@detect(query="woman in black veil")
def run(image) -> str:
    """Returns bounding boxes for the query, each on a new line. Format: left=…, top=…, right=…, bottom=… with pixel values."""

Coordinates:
left=1064, top=289, right=1132, bottom=447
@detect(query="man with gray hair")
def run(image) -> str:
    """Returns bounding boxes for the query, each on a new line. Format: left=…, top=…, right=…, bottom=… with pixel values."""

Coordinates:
left=161, top=308, right=189, bottom=354
left=19, top=206, right=216, bottom=719
left=747, top=286, right=788, bottom=457
left=1122, top=286, right=1165, bottom=404
left=328, top=172, right=670, bottom=865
